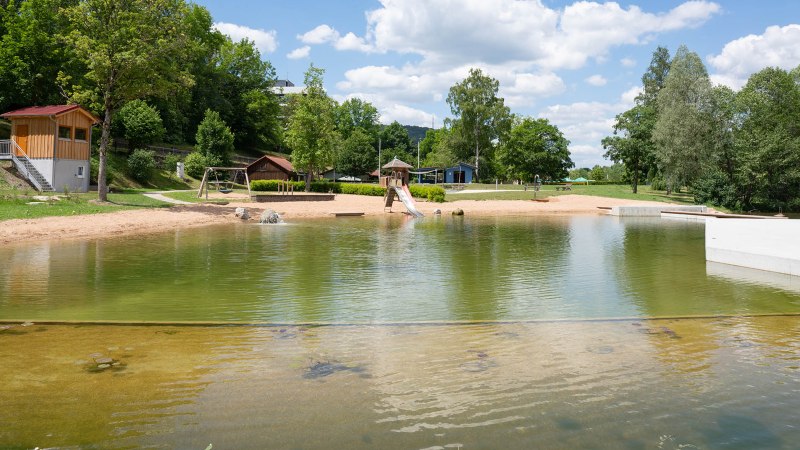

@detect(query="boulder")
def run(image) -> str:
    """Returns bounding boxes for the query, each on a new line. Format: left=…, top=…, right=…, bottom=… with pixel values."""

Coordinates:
left=234, top=207, right=250, bottom=220
left=259, top=209, right=282, bottom=224
left=452, top=208, right=464, bottom=216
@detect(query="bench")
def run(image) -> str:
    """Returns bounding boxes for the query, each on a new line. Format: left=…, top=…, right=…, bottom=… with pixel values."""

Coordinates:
left=555, top=183, right=572, bottom=191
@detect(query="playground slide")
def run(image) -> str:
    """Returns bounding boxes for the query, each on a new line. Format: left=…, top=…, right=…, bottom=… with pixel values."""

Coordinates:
left=394, top=185, right=424, bottom=217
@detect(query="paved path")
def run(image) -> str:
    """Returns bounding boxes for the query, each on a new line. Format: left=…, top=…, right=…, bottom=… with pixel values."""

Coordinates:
left=143, top=191, right=193, bottom=205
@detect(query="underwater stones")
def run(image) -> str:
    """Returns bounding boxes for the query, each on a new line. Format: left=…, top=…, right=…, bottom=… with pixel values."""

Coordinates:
left=85, top=353, right=126, bottom=373
left=303, top=360, right=367, bottom=379
left=234, top=207, right=250, bottom=220
left=452, top=208, right=464, bottom=216
left=434, top=209, right=442, bottom=215
left=259, top=209, right=281, bottom=224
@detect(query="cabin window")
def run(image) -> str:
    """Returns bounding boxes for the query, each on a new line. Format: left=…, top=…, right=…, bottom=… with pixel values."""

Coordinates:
left=58, top=126, right=72, bottom=140
left=77, top=166, right=85, bottom=178
left=74, top=127, right=87, bottom=141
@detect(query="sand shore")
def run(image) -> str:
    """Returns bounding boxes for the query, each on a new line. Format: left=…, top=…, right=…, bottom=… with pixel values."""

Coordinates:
left=0, top=193, right=674, bottom=245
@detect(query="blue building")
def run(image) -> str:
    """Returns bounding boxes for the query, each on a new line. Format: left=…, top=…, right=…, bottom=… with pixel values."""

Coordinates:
left=444, top=162, right=476, bottom=184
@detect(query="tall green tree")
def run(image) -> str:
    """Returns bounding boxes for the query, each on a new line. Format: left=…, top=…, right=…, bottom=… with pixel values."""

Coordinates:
left=446, top=68, right=511, bottom=181
left=62, top=0, right=192, bottom=201
left=285, top=64, right=340, bottom=191
left=652, top=45, right=713, bottom=194
left=0, top=0, right=78, bottom=111
left=335, top=98, right=380, bottom=141
left=115, top=100, right=164, bottom=150
left=337, top=128, right=376, bottom=177
left=195, top=109, right=234, bottom=166
left=497, top=117, right=572, bottom=182
left=379, top=121, right=414, bottom=165
left=734, top=67, right=800, bottom=210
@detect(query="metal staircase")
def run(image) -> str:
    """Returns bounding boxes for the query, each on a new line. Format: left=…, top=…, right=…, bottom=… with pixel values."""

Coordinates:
left=0, top=139, right=54, bottom=192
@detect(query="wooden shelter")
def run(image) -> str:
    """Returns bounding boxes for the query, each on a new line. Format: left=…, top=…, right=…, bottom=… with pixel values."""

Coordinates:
left=0, top=105, right=99, bottom=192
left=246, top=154, right=298, bottom=181
left=380, top=157, right=413, bottom=187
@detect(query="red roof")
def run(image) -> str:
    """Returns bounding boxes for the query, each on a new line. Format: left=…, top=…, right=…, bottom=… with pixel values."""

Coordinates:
left=248, top=154, right=295, bottom=173
left=1, top=104, right=99, bottom=123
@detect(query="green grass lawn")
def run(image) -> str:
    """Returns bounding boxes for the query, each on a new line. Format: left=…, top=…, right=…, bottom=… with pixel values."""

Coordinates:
left=448, top=183, right=697, bottom=205
left=0, top=189, right=173, bottom=221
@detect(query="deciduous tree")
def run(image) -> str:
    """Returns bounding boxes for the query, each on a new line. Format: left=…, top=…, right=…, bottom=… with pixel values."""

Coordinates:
left=497, top=117, right=572, bottom=182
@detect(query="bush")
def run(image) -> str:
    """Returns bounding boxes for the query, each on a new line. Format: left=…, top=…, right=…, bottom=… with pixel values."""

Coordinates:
left=184, top=152, right=208, bottom=179
left=340, top=184, right=386, bottom=196
left=127, top=149, right=156, bottom=182
left=251, top=179, right=305, bottom=192
left=90, top=156, right=112, bottom=185
left=410, top=185, right=446, bottom=202
left=116, top=100, right=164, bottom=149
left=162, top=153, right=183, bottom=171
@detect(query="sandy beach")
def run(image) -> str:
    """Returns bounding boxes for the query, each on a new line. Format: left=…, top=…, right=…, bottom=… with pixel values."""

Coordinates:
left=0, top=193, right=674, bottom=245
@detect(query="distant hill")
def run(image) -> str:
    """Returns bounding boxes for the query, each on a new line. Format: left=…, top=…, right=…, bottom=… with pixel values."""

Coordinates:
left=403, top=125, right=432, bottom=143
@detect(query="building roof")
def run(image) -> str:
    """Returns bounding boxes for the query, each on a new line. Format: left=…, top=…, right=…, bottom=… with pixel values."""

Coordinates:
left=0, top=104, right=100, bottom=123
left=382, top=157, right=413, bottom=169
left=248, top=154, right=295, bottom=173
left=447, top=162, right=477, bottom=170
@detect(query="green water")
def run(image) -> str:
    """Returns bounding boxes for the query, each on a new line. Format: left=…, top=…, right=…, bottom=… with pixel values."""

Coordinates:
left=1, top=215, right=798, bottom=323
left=1, top=215, right=799, bottom=449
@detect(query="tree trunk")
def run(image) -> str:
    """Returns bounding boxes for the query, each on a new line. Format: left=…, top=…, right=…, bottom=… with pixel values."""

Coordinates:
left=632, top=165, right=638, bottom=194
left=304, top=170, right=312, bottom=192
left=474, top=140, right=479, bottom=182
left=97, top=107, right=113, bottom=202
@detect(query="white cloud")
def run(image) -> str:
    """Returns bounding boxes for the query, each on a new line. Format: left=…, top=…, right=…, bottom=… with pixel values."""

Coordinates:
left=334, top=32, right=372, bottom=52
left=708, top=24, right=800, bottom=89
left=213, top=22, right=278, bottom=55
left=298, top=24, right=339, bottom=44
left=621, top=57, right=637, bottom=68
left=287, top=46, right=310, bottom=60
left=380, top=104, right=435, bottom=127
left=585, top=75, right=608, bottom=86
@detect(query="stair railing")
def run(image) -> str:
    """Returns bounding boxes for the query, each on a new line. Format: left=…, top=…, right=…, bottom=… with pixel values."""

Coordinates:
left=9, top=138, right=47, bottom=191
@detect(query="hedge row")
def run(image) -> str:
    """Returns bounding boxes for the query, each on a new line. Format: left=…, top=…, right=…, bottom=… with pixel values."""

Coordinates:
left=250, top=180, right=446, bottom=202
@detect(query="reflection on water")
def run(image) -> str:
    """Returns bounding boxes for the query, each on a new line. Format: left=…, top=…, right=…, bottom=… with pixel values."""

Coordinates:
left=1, top=216, right=798, bottom=323
left=1, top=318, right=798, bottom=449
left=2, top=215, right=800, bottom=448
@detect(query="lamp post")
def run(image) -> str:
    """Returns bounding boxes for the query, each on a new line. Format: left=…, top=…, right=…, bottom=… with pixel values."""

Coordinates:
left=417, top=139, right=421, bottom=183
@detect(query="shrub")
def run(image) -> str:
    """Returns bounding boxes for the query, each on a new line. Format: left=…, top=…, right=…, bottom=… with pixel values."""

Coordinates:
left=127, top=149, right=157, bottom=182
left=340, top=184, right=386, bottom=196
left=251, top=180, right=304, bottom=191
left=410, top=185, right=446, bottom=202
left=116, top=100, right=164, bottom=149
left=184, top=152, right=208, bottom=179
left=162, top=153, right=183, bottom=171
left=196, top=109, right=234, bottom=166
left=90, top=156, right=112, bottom=185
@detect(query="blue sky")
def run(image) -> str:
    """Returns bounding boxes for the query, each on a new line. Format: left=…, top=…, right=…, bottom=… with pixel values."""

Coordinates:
left=195, top=0, right=800, bottom=168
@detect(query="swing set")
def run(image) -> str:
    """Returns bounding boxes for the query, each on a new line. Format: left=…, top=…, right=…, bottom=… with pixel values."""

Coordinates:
left=197, top=166, right=252, bottom=199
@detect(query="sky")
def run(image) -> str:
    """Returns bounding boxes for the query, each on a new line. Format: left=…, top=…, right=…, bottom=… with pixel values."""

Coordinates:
left=195, top=0, right=800, bottom=168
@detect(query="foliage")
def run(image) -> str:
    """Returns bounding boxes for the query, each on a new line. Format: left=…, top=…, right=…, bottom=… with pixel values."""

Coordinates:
left=62, top=0, right=192, bottom=201
left=497, top=117, right=572, bottom=182
left=126, top=149, right=157, bottom=182
left=336, top=98, right=380, bottom=141
left=116, top=100, right=165, bottom=150
left=285, top=65, right=340, bottom=191
left=90, top=156, right=112, bottom=185
left=338, top=128, right=377, bottom=177
left=652, top=45, right=713, bottom=194
left=446, top=68, right=511, bottom=181
left=0, top=0, right=77, bottom=111
left=409, top=184, right=446, bottom=202
left=195, top=109, right=234, bottom=166
left=162, top=153, right=183, bottom=171
left=589, top=165, right=606, bottom=182
left=379, top=121, right=414, bottom=165
left=184, top=151, right=211, bottom=179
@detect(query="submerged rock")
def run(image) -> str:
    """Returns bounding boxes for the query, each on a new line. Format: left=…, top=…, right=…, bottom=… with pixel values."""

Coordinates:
left=452, top=208, right=464, bottom=216
left=303, top=360, right=366, bottom=379
left=259, top=209, right=282, bottom=224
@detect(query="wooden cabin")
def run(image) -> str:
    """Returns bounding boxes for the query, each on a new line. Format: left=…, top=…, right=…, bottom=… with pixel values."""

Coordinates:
left=246, top=155, right=298, bottom=181
left=0, top=105, right=99, bottom=192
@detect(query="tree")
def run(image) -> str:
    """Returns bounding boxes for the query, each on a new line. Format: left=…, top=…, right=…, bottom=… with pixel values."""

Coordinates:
left=602, top=104, right=655, bottom=193
left=589, top=165, right=606, bottom=182
left=336, top=98, right=380, bottom=141
left=116, top=100, right=164, bottom=150
left=63, top=0, right=191, bottom=201
left=379, top=121, right=414, bottom=165
left=195, top=109, right=234, bottom=166
left=733, top=67, right=800, bottom=210
left=652, top=45, right=713, bottom=194
left=337, top=128, right=376, bottom=177
left=285, top=64, right=340, bottom=191
left=0, top=0, right=77, bottom=111
left=446, top=68, right=511, bottom=181
left=496, top=117, right=572, bottom=182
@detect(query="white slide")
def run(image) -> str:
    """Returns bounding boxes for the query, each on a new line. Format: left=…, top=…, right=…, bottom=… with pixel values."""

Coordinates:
left=394, top=185, right=424, bottom=217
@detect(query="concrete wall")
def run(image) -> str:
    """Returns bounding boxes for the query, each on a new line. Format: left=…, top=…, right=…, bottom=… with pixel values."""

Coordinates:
left=53, top=159, right=89, bottom=192
left=28, top=158, right=54, bottom=186
left=706, top=218, right=800, bottom=276
left=609, top=205, right=707, bottom=217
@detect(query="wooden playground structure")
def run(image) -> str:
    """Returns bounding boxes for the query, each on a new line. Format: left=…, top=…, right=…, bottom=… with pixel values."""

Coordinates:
left=197, top=166, right=252, bottom=199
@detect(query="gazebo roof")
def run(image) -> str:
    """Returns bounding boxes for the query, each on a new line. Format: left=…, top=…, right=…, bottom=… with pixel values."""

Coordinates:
left=382, top=157, right=413, bottom=169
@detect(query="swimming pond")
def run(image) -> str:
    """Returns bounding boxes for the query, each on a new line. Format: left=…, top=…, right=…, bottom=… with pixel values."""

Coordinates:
left=1, top=215, right=798, bottom=448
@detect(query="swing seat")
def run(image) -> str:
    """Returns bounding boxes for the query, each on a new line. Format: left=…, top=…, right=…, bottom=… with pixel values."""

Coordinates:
left=219, top=187, right=232, bottom=194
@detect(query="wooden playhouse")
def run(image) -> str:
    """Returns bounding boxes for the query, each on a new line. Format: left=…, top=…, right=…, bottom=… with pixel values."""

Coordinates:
left=0, top=105, right=99, bottom=192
